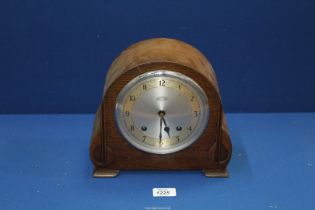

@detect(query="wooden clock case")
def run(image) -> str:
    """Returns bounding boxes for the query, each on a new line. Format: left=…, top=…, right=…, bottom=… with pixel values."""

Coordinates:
left=90, top=38, right=232, bottom=177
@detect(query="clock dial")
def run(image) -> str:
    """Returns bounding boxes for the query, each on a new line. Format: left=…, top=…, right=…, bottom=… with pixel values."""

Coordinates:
left=115, top=71, right=209, bottom=154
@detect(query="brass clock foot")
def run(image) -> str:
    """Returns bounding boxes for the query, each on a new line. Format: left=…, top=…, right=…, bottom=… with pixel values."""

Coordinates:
left=93, top=169, right=119, bottom=178
left=203, top=169, right=229, bottom=178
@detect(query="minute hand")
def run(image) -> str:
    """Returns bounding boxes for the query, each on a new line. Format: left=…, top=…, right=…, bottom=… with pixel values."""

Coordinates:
left=159, top=116, right=163, bottom=143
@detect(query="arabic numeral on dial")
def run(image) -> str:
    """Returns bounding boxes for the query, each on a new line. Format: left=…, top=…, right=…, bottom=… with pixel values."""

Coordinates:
left=143, top=84, right=147, bottom=90
left=176, top=136, right=180, bottom=142
left=129, top=96, right=136, bottom=101
left=190, top=96, right=195, bottom=102
left=187, top=126, right=192, bottom=131
left=194, top=111, right=199, bottom=117
left=125, top=111, right=130, bottom=117
left=142, top=135, right=147, bottom=142
left=159, top=80, right=166, bottom=86
left=130, top=125, right=135, bottom=131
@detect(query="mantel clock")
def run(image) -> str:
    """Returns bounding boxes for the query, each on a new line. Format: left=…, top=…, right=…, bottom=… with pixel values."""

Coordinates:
left=90, top=38, right=232, bottom=177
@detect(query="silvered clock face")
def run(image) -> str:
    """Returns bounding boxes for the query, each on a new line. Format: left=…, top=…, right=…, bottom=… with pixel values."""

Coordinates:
left=115, top=70, right=209, bottom=154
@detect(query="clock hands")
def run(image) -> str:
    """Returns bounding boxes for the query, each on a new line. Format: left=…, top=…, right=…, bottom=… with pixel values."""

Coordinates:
left=159, top=114, right=163, bottom=144
left=162, top=117, right=171, bottom=138
left=158, top=111, right=171, bottom=141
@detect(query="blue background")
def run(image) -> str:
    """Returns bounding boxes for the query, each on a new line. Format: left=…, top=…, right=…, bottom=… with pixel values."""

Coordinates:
left=1, top=1, right=315, bottom=209
left=1, top=0, right=315, bottom=114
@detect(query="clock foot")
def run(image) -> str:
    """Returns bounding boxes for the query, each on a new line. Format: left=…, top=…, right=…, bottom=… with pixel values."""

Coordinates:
left=93, top=169, right=119, bottom=178
left=203, top=169, right=229, bottom=178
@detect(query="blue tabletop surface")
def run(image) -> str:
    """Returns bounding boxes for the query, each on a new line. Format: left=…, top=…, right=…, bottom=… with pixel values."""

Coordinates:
left=0, top=113, right=314, bottom=210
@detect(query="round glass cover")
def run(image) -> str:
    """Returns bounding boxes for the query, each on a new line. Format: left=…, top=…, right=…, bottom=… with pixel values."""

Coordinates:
left=115, top=70, right=209, bottom=154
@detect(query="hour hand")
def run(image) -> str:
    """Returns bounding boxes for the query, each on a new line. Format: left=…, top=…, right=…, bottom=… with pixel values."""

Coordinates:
left=162, top=117, right=171, bottom=138
left=164, top=126, right=171, bottom=138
